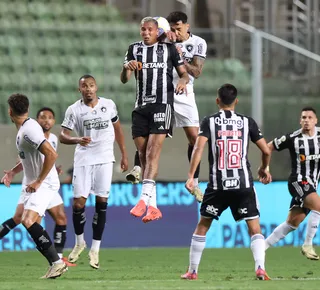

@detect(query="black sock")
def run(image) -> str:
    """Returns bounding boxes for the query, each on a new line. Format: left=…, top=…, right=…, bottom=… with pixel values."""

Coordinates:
left=53, top=225, right=67, bottom=255
left=26, top=222, right=60, bottom=264
left=0, top=218, right=17, bottom=239
left=73, top=206, right=86, bottom=235
left=188, top=144, right=200, bottom=179
left=92, top=202, right=107, bottom=240
left=134, top=150, right=141, bottom=167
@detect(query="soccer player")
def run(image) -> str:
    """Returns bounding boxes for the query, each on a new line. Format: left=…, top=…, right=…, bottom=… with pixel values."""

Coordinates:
left=7, top=94, right=67, bottom=279
left=0, top=107, right=75, bottom=267
left=121, top=17, right=189, bottom=223
left=125, top=12, right=207, bottom=203
left=182, top=84, right=272, bottom=280
left=59, top=75, right=128, bottom=269
left=265, top=107, right=320, bottom=260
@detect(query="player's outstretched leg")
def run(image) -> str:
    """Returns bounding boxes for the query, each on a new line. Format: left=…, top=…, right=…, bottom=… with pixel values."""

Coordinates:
left=126, top=151, right=141, bottom=184
left=0, top=218, right=18, bottom=239
left=69, top=201, right=87, bottom=263
left=265, top=222, right=296, bottom=250
left=301, top=210, right=320, bottom=260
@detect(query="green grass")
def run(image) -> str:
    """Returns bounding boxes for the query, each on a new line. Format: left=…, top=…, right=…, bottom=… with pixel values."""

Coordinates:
left=0, top=247, right=319, bottom=289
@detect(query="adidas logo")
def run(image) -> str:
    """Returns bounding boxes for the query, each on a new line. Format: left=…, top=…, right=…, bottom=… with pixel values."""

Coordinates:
left=39, top=235, right=49, bottom=243
left=158, top=126, right=164, bottom=130
left=299, top=144, right=305, bottom=149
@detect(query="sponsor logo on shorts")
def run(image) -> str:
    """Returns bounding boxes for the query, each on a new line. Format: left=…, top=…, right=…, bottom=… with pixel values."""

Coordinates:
left=206, top=205, right=218, bottom=216
left=154, top=112, right=165, bottom=123
left=238, top=208, right=248, bottom=215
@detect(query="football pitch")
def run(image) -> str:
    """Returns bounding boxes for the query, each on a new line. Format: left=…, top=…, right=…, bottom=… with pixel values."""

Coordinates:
left=0, top=247, right=319, bottom=290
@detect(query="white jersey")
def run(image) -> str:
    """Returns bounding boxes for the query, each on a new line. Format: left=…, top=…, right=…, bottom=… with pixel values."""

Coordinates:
left=61, top=97, right=118, bottom=167
left=22, top=133, right=59, bottom=185
left=16, top=118, right=59, bottom=189
left=173, top=33, right=207, bottom=92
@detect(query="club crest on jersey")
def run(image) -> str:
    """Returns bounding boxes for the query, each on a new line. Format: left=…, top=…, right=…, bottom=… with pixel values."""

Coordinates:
left=101, top=106, right=107, bottom=113
left=156, top=49, right=164, bottom=56
left=92, top=110, right=97, bottom=115
left=186, top=44, right=194, bottom=52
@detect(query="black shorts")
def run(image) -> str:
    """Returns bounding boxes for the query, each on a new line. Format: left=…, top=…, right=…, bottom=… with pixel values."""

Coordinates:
left=288, top=180, right=315, bottom=215
left=200, top=187, right=260, bottom=222
left=131, top=103, right=173, bottom=139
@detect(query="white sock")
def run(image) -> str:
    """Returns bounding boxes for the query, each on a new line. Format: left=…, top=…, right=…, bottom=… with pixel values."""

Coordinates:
left=140, top=179, right=155, bottom=205
left=53, top=258, right=63, bottom=264
left=58, top=253, right=63, bottom=259
left=250, top=234, right=265, bottom=271
left=133, top=165, right=141, bottom=173
left=194, top=178, right=199, bottom=187
left=188, top=234, right=206, bottom=273
left=304, top=211, right=320, bottom=246
left=76, top=233, right=85, bottom=245
left=91, top=239, right=101, bottom=252
left=148, top=184, right=157, bottom=208
left=265, top=222, right=296, bottom=250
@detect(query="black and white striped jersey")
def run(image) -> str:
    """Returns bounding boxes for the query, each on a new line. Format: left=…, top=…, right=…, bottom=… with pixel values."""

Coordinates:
left=124, top=41, right=184, bottom=107
left=273, top=128, right=320, bottom=187
left=199, top=110, right=263, bottom=190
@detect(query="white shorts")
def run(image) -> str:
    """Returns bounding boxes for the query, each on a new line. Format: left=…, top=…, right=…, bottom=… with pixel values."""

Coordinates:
left=22, top=183, right=61, bottom=217
left=72, top=163, right=113, bottom=199
left=174, top=92, right=199, bottom=128
left=18, top=187, right=63, bottom=210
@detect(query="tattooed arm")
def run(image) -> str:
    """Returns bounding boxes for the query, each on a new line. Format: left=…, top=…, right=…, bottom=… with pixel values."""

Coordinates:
left=183, top=56, right=205, bottom=79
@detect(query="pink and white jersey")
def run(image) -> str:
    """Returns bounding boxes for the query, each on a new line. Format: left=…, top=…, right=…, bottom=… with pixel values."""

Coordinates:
left=61, top=97, right=118, bottom=167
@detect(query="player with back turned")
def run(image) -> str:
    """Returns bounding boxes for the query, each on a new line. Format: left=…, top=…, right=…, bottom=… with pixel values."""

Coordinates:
left=182, top=84, right=272, bottom=280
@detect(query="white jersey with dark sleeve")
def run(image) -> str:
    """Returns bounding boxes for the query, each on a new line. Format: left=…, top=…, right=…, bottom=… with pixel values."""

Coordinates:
left=16, top=118, right=59, bottom=188
left=173, top=33, right=207, bottom=89
left=61, top=97, right=119, bottom=167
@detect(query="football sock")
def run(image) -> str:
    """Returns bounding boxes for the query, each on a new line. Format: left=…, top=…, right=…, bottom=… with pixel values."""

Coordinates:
left=26, top=222, right=60, bottom=263
left=0, top=218, right=17, bottom=239
left=148, top=185, right=157, bottom=208
left=304, top=210, right=320, bottom=246
left=141, top=179, right=155, bottom=205
left=250, top=234, right=265, bottom=271
left=91, top=239, right=101, bottom=252
left=188, top=144, right=200, bottom=179
left=73, top=206, right=86, bottom=236
left=92, top=202, right=107, bottom=241
left=134, top=150, right=141, bottom=167
left=265, top=222, right=296, bottom=250
left=53, top=224, right=67, bottom=256
left=188, top=234, right=206, bottom=273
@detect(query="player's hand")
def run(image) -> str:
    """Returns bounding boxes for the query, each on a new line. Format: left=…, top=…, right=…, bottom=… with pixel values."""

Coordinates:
left=120, top=155, right=129, bottom=173
left=78, top=136, right=91, bottom=147
left=26, top=180, right=42, bottom=193
left=124, top=60, right=139, bottom=71
left=176, top=45, right=183, bottom=56
left=185, top=178, right=195, bottom=193
left=258, top=167, right=272, bottom=184
left=165, top=30, right=177, bottom=42
left=175, top=79, right=187, bottom=95
left=56, top=165, right=63, bottom=175
left=1, top=170, right=15, bottom=187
